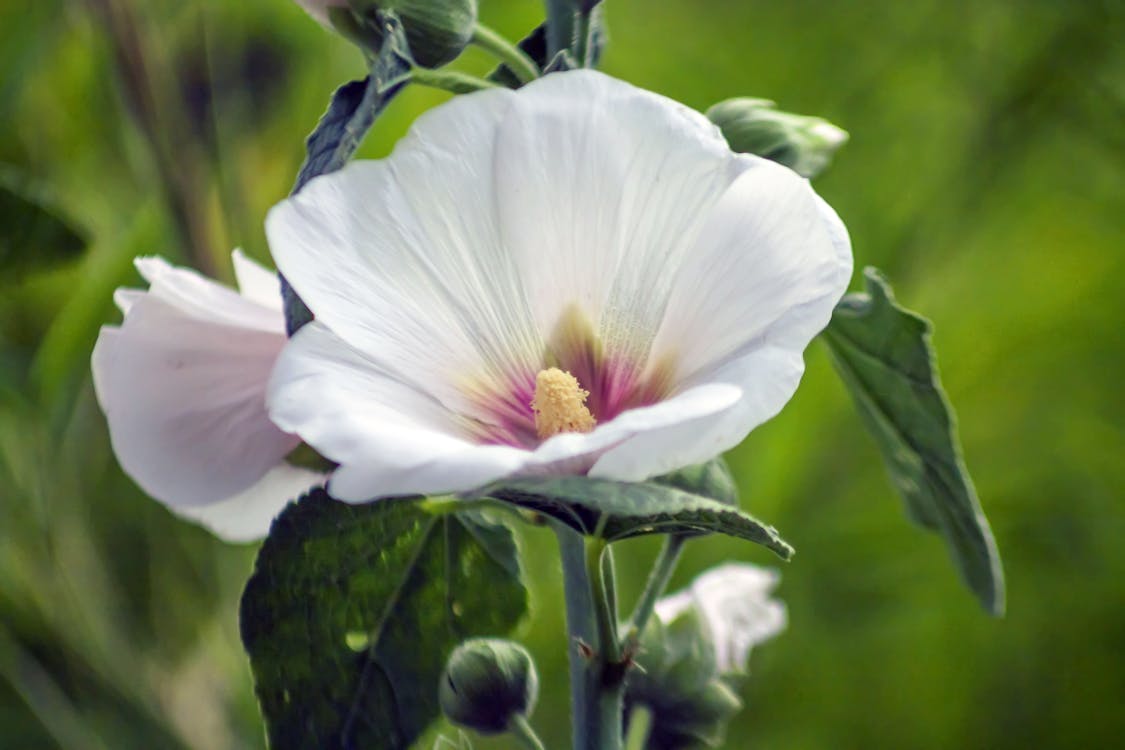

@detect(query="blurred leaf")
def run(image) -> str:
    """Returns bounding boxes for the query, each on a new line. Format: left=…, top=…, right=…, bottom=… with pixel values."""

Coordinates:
left=822, top=267, right=1005, bottom=615
left=483, top=476, right=792, bottom=558
left=240, top=490, right=528, bottom=750
left=0, top=177, right=86, bottom=280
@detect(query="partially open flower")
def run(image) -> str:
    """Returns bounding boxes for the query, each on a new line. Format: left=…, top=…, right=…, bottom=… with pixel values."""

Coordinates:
left=655, top=563, right=787, bottom=675
left=266, top=70, right=852, bottom=502
left=91, top=251, right=323, bottom=541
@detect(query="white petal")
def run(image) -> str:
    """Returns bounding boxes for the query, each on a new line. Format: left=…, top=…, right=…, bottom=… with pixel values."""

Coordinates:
left=231, top=249, right=284, bottom=311
left=653, top=589, right=695, bottom=624
left=688, top=563, right=787, bottom=674
left=268, top=322, right=529, bottom=500
left=593, top=158, right=851, bottom=480
left=267, top=85, right=541, bottom=420
left=93, top=294, right=297, bottom=508
left=133, top=256, right=284, bottom=334
left=652, top=156, right=852, bottom=380
left=172, top=464, right=325, bottom=542
left=590, top=347, right=802, bottom=481
left=493, top=70, right=742, bottom=366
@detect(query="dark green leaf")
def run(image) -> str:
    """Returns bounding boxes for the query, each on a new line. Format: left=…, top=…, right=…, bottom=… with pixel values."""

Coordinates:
left=481, top=476, right=791, bottom=559
left=283, top=12, right=413, bottom=335
left=822, top=267, right=1005, bottom=615
left=240, top=490, right=528, bottom=750
left=0, top=178, right=86, bottom=279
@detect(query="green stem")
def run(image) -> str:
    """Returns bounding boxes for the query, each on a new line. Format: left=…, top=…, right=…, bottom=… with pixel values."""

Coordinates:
left=586, top=536, right=618, bottom=664
left=471, top=23, right=540, bottom=83
left=621, top=535, right=686, bottom=654
left=555, top=526, right=596, bottom=750
left=623, top=705, right=654, bottom=750
left=508, top=714, right=547, bottom=750
left=408, top=67, right=500, bottom=95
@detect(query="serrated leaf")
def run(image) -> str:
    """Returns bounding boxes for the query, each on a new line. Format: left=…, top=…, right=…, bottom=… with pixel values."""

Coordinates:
left=0, top=178, right=86, bottom=279
left=240, top=490, right=528, bottom=750
left=282, top=13, right=412, bottom=335
left=481, top=476, right=791, bottom=559
left=822, top=267, right=1005, bottom=615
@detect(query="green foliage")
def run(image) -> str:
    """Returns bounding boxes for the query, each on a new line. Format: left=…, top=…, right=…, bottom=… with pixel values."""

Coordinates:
left=240, top=490, right=528, bottom=750
left=652, top=459, right=738, bottom=508
left=823, top=268, right=1004, bottom=615
left=0, top=176, right=86, bottom=280
left=482, top=475, right=792, bottom=558
left=487, top=23, right=546, bottom=88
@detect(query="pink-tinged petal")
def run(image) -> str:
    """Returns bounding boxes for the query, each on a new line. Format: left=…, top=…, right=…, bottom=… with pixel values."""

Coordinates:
left=172, top=464, right=325, bottom=542
left=231, top=249, right=284, bottom=311
left=133, top=256, right=283, bottom=334
left=93, top=294, right=297, bottom=509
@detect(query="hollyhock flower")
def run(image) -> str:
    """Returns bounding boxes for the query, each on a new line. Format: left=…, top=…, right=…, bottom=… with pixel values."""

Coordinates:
left=91, top=251, right=323, bottom=542
left=266, top=70, right=852, bottom=502
left=654, top=563, right=787, bottom=674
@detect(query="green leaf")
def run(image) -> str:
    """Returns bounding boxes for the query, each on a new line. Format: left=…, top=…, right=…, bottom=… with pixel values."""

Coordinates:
left=822, top=267, right=1005, bottom=615
left=282, top=12, right=413, bottom=335
left=481, top=476, right=792, bottom=559
left=0, top=176, right=86, bottom=279
left=652, top=458, right=738, bottom=508
left=240, top=490, right=528, bottom=750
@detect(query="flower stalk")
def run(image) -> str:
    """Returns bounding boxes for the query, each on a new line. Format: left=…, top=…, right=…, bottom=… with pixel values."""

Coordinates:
left=621, top=535, right=686, bottom=655
left=623, top=705, right=654, bottom=750
left=408, top=66, right=500, bottom=94
left=471, top=23, right=540, bottom=83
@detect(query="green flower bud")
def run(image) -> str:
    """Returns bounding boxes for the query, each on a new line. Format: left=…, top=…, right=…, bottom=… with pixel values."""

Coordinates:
left=707, top=97, right=848, bottom=179
left=439, top=638, right=539, bottom=734
left=625, top=612, right=743, bottom=749
left=298, top=1, right=477, bottom=68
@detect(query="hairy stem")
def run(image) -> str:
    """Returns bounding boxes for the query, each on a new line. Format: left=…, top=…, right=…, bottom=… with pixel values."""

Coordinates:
left=509, top=714, right=547, bottom=750
left=409, top=67, right=501, bottom=95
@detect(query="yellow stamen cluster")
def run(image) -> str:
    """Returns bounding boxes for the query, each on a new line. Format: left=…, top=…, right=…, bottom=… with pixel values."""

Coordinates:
left=531, top=368, right=596, bottom=440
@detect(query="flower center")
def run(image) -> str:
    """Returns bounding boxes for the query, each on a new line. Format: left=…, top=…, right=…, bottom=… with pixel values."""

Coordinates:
left=530, top=368, right=597, bottom=440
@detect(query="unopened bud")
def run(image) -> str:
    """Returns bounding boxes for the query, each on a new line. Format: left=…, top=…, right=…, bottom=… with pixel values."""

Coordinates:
left=439, top=638, right=539, bottom=734
left=295, top=0, right=477, bottom=68
left=707, top=98, right=848, bottom=179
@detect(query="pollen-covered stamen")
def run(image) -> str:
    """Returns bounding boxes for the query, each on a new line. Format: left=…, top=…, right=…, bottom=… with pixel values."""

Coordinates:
left=531, top=368, right=597, bottom=440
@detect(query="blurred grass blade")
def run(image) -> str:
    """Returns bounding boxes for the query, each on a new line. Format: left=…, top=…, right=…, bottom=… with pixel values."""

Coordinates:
left=240, top=490, right=528, bottom=750
left=822, top=267, right=1005, bottom=615
left=0, top=176, right=86, bottom=280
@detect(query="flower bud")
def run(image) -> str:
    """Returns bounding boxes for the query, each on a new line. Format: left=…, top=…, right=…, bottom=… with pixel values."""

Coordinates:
left=439, top=638, right=539, bottom=734
left=706, top=97, right=848, bottom=179
left=295, top=0, right=477, bottom=68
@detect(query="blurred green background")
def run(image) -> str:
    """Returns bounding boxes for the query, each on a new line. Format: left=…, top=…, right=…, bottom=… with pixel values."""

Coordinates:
left=2, top=0, right=1123, bottom=748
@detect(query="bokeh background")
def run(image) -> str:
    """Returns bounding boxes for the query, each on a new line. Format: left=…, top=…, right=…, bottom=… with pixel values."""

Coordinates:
left=2, top=0, right=1123, bottom=748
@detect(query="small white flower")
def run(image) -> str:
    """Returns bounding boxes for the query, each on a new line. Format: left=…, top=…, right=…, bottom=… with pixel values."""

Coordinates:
left=655, top=563, right=787, bottom=674
left=266, top=70, right=852, bottom=502
left=91, top=251, right=323, bottom=542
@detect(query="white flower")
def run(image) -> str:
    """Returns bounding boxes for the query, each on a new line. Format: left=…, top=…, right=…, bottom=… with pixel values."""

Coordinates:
left=266, top=70, right=852, bottom=502
left=91, top=251, right=323, bottom=542
left=654, top=563, right=787, bottom=674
